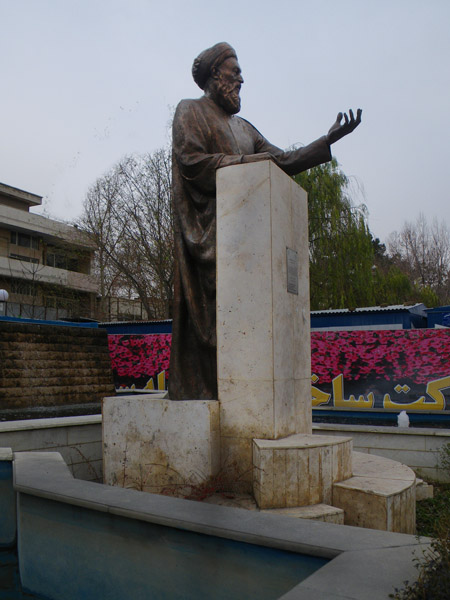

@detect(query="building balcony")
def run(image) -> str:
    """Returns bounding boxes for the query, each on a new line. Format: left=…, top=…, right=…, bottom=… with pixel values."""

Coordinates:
left=0, top=203, right=95, bottom=250
left=0, top=256, right=98, bottom=294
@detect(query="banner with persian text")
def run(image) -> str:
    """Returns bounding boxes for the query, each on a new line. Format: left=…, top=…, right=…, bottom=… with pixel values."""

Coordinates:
left=311, top=329, right=450, bottom=411
left=108, top=329, right=450, bottom=411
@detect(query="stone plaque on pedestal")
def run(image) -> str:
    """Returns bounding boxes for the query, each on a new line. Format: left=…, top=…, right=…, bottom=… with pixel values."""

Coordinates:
left=217, top=161, right=312, bottom=473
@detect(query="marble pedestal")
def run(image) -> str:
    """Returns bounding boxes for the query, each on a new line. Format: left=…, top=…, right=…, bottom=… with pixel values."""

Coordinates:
left=216, top=161, right=312, bottom=476
left=102, top=394, right=219, bottom=493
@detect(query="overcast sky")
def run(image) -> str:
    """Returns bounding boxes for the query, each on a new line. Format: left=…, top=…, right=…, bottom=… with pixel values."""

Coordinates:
left=1, top=0, right=449, bottom=243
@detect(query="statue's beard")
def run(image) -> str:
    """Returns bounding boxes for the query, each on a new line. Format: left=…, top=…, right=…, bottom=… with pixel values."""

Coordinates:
left=216, top=81, right=241, bottom=115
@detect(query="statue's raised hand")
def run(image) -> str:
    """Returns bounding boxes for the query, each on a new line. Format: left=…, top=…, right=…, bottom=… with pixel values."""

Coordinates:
left=326, top=109, right=362, bottom=145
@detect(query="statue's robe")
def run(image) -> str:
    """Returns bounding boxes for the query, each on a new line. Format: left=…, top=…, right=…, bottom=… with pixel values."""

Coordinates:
left=169, top=95, right=331, bottom=400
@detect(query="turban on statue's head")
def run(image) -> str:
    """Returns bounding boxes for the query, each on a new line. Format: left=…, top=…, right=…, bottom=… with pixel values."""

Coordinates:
left=192, top=42, right=237, bottom=90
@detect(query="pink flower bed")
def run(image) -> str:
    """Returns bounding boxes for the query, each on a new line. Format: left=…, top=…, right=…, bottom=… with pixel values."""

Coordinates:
left=107, top=329, right=450, bottom=388
left=311, top=329, right=450, bottom=384
left=108, top=334, right=171, bottom=381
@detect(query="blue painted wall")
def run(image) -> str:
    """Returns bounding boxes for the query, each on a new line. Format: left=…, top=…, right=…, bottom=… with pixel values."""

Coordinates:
left=0, top=316, right=98, bottom=328
left=311, top=305, right=428, bottom=330
left=426, top=305, right=450, bottom=328
left=0, top=460, right=16, bottom=547
left=17, top=494, right=326, bottom=600
left=99, top=320, right=172, bottom=334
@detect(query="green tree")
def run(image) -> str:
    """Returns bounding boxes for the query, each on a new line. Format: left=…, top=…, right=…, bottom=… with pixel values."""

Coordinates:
left=372, top=265, right=413, bottom=305
left=294, top=159, right=375, bottom=310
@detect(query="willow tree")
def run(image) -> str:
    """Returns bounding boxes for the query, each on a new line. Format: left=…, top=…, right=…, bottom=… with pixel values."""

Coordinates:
left=295, top=159, right=375, bottom=310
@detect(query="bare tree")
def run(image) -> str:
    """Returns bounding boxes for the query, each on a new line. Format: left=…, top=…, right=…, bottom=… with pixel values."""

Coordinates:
left=80, top=171, right=124, bottom=318
left=9, top=258, right=47, bottom=318
left=79, top=147, right=174, bottom=319
left=387, top=213, right=450, bottom=304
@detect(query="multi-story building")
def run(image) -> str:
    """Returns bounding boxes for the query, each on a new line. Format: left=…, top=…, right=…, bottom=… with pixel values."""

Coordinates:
left=0, top=182, right=97, bottom=320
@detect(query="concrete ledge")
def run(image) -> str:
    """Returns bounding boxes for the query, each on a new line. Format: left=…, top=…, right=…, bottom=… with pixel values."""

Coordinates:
left=13, top=451, right=428, bottom=599
left=0, top=448, right=13, bottom=460
left=313, top=423, right=450, bottom=438
left=0, top=415, right=102, bottom=482
left=279, top=544, right=427, bottom=600
left=0, top=415, right=101, bottom=432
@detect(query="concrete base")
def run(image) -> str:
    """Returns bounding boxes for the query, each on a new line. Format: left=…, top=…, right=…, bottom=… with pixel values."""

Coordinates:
left=102, top=395, right=220, bottom=494
left=102, top=399, right=417, bottom=533
left=253, top=434, right=353, bottom=509
left=262, top=504, right=345, bottom=525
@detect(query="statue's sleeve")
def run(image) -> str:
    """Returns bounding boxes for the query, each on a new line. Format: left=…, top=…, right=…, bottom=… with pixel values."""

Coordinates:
left=173, top=100, right=246, bottom=196
left=245, top=121, right=332, bottom=176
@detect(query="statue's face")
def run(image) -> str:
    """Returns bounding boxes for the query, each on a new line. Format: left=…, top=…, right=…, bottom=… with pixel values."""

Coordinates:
left=215, top=57, right=244, bottom=115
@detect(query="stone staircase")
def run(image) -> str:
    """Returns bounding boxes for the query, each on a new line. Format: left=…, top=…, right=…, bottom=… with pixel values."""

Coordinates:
left=206, top=443, right=418, bottom=533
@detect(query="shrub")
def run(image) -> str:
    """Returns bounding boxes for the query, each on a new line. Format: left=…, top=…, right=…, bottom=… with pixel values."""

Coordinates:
left=390, top=446, right=450, bottom=598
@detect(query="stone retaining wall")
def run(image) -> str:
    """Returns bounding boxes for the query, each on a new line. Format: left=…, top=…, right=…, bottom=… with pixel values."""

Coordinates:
left=313, top=423, right=450, bottom=482
left=0, top=321, right=115, bottom=408
left=0, top=415, right=102, bottom=482
left=1, top=416, right=448, bottom=485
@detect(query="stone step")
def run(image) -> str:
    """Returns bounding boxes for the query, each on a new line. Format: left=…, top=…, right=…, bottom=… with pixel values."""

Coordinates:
left=204, top=494, right=345, bottom=524
left=332, top=452, right=416, bottom=533
left=253, top=433, right=353, bottom=509
left=262, top=503, right=344, bottom=524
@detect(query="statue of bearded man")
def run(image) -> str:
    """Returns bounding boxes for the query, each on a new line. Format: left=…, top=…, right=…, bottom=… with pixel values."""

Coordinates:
left=169, top=42, right=361, bottom=400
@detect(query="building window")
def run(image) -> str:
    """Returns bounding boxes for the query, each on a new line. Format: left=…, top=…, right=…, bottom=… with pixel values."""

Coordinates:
left=18, top=233, right=31, bottom=248
left=45, top=295, right=79, bottom=311
left=9, top=253, right=39, bottom=264
left=10, top=231, right=39, bottom=249
left=46, top=251, right=79, bottom=272
left=68, top=257, right=79, bottom=272
left=11, top=281, right=38, bottom=296
left=46, top=253, right=68, bottom=269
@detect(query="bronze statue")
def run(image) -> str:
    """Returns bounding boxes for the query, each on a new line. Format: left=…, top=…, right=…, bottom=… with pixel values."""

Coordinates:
left=169, top=42, right=362, bottom=400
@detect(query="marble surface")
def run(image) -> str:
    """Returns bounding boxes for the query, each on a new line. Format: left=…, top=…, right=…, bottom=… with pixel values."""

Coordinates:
left=252, top=433, right=353, bottom=509
left=332, top=452, right=416, bottom=533
left=217, top=162, right=311, bottom=473
left=102, top=395, right=220, bottom=494
left=262, top=504, right=345, bottom=525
